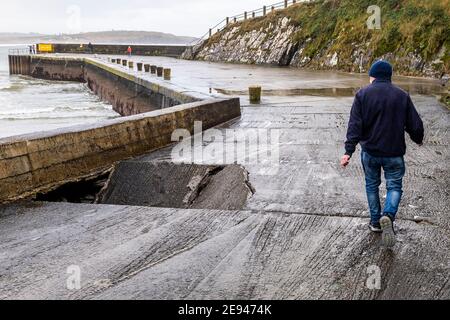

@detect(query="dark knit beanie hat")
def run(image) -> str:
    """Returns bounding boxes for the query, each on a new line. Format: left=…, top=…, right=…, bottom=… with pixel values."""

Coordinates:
left=369, top=60, right=393, bottom=80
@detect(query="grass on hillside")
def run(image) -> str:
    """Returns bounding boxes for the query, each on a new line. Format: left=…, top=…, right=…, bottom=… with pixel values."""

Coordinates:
left=204, top=0, right=449, bottom=74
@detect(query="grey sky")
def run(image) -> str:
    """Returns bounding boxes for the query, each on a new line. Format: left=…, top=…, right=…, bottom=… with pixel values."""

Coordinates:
left=0, top=0, right=270, bottom=37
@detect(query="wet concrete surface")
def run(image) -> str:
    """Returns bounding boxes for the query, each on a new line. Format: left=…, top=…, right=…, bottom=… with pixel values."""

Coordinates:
left=1, top=55, right=449, bottom=299
left=0, top=93, right=447, bottom=299
left=0, top=201, right=448, bottom=300
left=137, top=95, right=450, bottom=231
left=43, top=54, right=447, bottom=105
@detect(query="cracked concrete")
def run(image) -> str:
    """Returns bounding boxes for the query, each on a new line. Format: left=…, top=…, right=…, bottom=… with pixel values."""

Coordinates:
left=0, top=202, right=448, bottom=300
left=98, top=161, right=254, bottom=211
left=0, top=55, right=448, bottom=299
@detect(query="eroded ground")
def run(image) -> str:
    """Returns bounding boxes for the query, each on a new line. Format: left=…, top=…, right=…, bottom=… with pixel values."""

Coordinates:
left=0, top=56, right=449, bottom=299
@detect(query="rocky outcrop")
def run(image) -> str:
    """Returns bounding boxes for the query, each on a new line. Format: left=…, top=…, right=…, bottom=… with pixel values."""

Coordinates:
left=188, top=8, right=449, bottom=79
left=195, top=17, right=299, bottom=66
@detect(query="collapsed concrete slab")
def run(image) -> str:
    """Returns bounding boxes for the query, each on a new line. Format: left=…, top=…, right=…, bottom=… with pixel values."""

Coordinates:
left=0, top=202, right=448, bottom=300
left=98, top=161, right=254, bottom=210
left=0, top=98, right=240, bottom=204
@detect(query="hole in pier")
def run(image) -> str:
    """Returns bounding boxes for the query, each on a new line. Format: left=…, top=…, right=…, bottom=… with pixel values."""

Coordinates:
left=34, top=172, right=111, bottom=204
left=34, top=162, right=255, bottom=211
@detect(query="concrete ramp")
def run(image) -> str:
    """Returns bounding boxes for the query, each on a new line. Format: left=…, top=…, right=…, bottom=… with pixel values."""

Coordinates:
left=0, top=202, right=448, bottom=300
left=98, top=162, right=254, bottom=210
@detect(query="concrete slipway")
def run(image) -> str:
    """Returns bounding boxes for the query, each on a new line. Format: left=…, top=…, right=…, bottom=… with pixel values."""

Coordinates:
left=0, top=55, right=449, bottom=299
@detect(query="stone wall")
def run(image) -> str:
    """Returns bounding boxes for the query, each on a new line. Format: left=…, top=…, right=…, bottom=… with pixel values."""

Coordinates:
left=0, top=98, right=241, bottom=204
left=30, top=56, right=85, bottom=82
left=25, top=56, right=206, bottom=116
left=48, top=43, right=188, bottom=58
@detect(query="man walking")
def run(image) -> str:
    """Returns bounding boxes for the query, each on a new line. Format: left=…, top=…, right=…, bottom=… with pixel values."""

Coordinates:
left=341, top=60, right=424, bottom=248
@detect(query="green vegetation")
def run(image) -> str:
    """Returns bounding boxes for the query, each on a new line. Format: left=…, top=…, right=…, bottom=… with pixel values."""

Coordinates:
left=205, top=0, right=449, bottom=76
left=287, top=0, right=449, bottom=73
left=441, top=92, right=450, bottom=109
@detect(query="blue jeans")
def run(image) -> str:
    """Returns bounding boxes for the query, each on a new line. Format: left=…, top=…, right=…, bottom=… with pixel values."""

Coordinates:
left=361, top=151, right=406, bottom=225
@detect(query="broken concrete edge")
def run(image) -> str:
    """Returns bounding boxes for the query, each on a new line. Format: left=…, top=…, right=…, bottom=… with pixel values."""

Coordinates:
left=0, top=98, right=241, bottom=204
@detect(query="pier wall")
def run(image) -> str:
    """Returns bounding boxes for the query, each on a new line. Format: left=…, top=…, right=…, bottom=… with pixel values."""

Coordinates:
left=11, top=55, right=205, bottom=116
left=0, top=98, right=240, bottom=204
left=45, top=43, right=188, bottom=57
left=2, top=54, right=241, bottom=204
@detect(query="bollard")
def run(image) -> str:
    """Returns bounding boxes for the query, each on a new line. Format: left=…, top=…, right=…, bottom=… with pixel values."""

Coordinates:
left=18, top=56, right=23, bottom=75
left=144, top=64, right=150, bottom=72
left=244, top=12, right=247, bottom=20
left=122, top=59, right=127, bottom=66
left=249, top=86, right=262, bottom=104
left=285, top=0, right=288, bottom=8
left=163, top=68, right=171, bottom=80
left=128, top=61, right=134, bottom=69
left=226, top=17, right=229, bottom=25
left=117, top=58, right=121, bottom=64
left=8, top=55, right=12, bottom=75
left=13, top=55, right=18, bottom=74
left=150, top=65, right=157, bottom=74
left=137, top=62, right=143, bottom=71
left=263, top=5, right=266, bottom=16
left=156, top=67, right=163, bottom=77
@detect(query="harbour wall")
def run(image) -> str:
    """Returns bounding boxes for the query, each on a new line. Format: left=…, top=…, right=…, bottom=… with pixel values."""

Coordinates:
left=0, top=98, right=240, bottom=204
left=9, top=55, right=207, bottom=116
left=1, top=55, right=241, bottom=204
left=41, top=43, right=188, bottom=57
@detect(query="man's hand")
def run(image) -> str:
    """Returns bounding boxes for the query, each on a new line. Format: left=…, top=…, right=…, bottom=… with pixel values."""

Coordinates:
left=341, top=155, right=351, bottom=168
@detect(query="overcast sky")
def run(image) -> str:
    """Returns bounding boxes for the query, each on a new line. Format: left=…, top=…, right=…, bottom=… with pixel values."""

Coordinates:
left=0, top=0, right=270, bottom=37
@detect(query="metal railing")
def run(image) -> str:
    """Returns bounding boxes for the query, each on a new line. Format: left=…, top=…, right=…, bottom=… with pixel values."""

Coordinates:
left=8, top=48, right=35, bottom=55
left=191, top=0, right=313, bottom=46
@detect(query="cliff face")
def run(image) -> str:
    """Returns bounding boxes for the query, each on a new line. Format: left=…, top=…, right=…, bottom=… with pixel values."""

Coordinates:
left=188, top=0, right=449, bottom=79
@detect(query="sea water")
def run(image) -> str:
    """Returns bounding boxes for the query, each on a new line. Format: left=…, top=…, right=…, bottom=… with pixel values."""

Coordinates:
left=0, top=45, right=119, bottom=139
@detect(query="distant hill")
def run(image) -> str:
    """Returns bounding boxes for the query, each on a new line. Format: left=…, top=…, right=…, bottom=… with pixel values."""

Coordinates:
left=0, top=31, right=197, bottom=45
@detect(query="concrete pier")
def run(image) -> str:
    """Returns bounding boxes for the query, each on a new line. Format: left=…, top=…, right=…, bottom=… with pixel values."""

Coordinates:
left=46, top=43, right=188, bottom=58
left=1, top=52, right=449, bottom=301
left=1, top=54, right=240, bottom=204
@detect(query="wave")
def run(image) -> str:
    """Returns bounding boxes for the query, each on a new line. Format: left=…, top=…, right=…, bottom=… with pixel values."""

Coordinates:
left=0, top=104, right=118, bottom=120
left=0, top=115, right=119, bottom=121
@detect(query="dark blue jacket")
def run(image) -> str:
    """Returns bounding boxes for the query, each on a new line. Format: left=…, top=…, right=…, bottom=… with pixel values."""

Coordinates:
left=345, top=79, right=424, bottom=157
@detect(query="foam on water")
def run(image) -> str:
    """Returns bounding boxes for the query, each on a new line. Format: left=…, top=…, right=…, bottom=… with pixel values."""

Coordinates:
left=0, top=45, right=119, bottom=139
